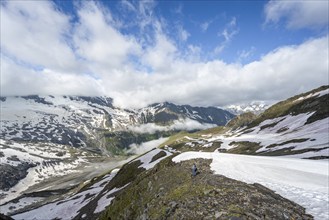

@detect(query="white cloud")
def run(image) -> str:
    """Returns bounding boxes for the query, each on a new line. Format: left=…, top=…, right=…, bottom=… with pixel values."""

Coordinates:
left=0, top=55, right=103, bottom=96
left=127, top=137, right=169, bottom=155
left=177, top=25, right=190, bottom=42
left=264, top=0, right=329, bottom=29
left=73, top=2, right=141, bottom=69
left=172, top=3, right=183, bottom=15
left=237, top=47, right=256, bottom=62
left=214, top=17, right=239, bottom=55
left=201, top=21, right=211, bottom=32
left=120, top=0, right=136, bottom=12
left=111, top=36, right=328, bottom=108
left=200, top=15, right=219, bottom=32
left=0, top=1, right=79, bottom=73
left=141, top=32, right=177, bottom=72
left=1, top=1, right=328, bottom=111
left=128, top=119, right=216, bottom=134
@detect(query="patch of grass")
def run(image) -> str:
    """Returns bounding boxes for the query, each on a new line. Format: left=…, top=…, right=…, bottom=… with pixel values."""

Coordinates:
left=276, top=127, right=289, bottom=133
left=104, top=130, right=175, bottom=155
left=227, top=112, right=257, bottom=130
left=195, top=126, right=227, bottom=135
left=227, top=141, right=262, bottom=155
left=260, top=118, right=285, bottom=130
left=159, top=131, right=194, bottom=148
left=228, top=204, right=243, bottom=217
left=150, top=150, right=167, bottom=163
left=159, top=127, right=228, bottom=150
left=105, top=160, right=145, bottom=189
left=99, top=154, right=313, bottom=220
left=249, top=85, right=329, bottom=128
left=260, top=147, right=328, bottom=157
left=305, top=156, right=329, bottom=160
left=266, top=138, right=309, bottom=149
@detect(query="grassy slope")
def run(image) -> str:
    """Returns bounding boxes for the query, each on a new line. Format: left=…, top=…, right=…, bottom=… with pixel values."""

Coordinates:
left=83, top=86, right=329, bottom=218
left=100, top=156, right=312, bottom=220
left=220, top=86, right=329, bottom=156
left=248, top=85, right=329, bottom=127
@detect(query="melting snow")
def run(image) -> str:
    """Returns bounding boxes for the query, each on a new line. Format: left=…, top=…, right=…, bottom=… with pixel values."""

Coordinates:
left=208, top=115, right=329, bottom=157
left=173, top=152, right=329, bottom=220
left=12, top=169, right=120, bottom=220
left=94, top=183, right=129, bottom=214
left=295, top=88, right=329, bottom=102
left=135, top=148, right=172, bottom=170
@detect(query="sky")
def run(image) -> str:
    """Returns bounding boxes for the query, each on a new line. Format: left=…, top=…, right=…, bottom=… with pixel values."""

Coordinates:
left=1, top=0, right=328, bottom=108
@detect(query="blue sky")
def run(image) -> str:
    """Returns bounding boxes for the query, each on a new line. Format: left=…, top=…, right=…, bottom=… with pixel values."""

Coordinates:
left=1, top=0, right=328, bottom=108
left=53, top=0, right=325, bottom=64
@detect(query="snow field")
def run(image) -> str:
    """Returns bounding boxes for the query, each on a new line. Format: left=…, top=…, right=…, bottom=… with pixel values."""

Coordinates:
left=0, top=140, right=89, bottom=205
left=12, top=169, right=120, bottom=220
left=132, top=148, right=173, bottom=170
left=173, top=152, right=329, bottom=220
left=207, top=114, right=329, bottom=158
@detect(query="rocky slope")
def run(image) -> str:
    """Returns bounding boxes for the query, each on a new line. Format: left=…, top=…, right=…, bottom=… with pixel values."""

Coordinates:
left=164, top=85, right=329, bottom=159
left=101, top=157, right=312, bottom=220
left=1, top=86, right=328, bottom=219
left=7, top=149, right=314, bottom=220
left=0, top=95, right=234, bottom=213
left=0, top=95, right=234, bottom=152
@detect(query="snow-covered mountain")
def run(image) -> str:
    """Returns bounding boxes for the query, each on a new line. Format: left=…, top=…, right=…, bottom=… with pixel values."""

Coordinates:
left=170, top=85, right=329, bottom=159
left=138, top=102, right=234, bottom=125
left=0, top=95, right=234, bottom=206
left=225, top=101, right=271, bottom=115
left=0, top=95, right=234, bottom=150
left=1, top=86, right=328, bottom=219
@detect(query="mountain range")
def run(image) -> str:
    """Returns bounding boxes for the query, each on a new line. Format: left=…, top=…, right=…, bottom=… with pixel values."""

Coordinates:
left=224, top=101, right=270, bottom=115
left=0, top=85, right=328, bottom=219
left=0, top=96, right=234, bottom=207
left=0, top=95, right=234, bottom=150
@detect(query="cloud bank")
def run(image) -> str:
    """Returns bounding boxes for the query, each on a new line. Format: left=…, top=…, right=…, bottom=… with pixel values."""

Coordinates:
left=128, top=119, right=216, bottom=134
left=127, top=137, right=169, bottom=155
left=264, top=0, right=329, bottom=30
left=1, top=1, right=328, bottom=109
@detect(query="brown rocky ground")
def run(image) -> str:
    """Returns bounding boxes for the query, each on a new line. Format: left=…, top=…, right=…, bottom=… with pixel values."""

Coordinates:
left=101, top=156, right=313, bottom=220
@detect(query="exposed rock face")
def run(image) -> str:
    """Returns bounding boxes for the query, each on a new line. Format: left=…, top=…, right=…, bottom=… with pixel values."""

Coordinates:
left=139, top=102, right=235, bottom=126
left=0, top=213, right=14, bottom=220
left=101, top=158, right=313, bottom=220
left=0, top=95, right=234, bottom=153
left=0, top=163, right=36, bottom=191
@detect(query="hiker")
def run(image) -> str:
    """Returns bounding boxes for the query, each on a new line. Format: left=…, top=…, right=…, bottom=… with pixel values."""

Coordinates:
left=192, top=163, right=198, bottom=177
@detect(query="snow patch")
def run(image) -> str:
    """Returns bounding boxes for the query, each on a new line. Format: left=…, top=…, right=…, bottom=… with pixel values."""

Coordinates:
left=172, top=152, right=329, bottom=220
left=135, top=149, right=172, bottom=170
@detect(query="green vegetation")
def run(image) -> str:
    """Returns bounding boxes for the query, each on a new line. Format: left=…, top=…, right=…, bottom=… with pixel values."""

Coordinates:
left=195, top=126, right=227, bottom=135
left=226, top=112, right=257, bottom=130
left=104, top=130, right=175, bottom=155
left=104, top=160, right=145, bottom=189
left=227, top=141, right=262, bottom=155
left=99, top=157, right=312, bottom=220
left=266, top=138, right=309, bottom=149
left=249, top=85, right=329, bottom=127
left=260, top=118, right=284, bottom=130
left=150, top=151, right=167, bottom=163
left=158, top=131, right=195, bottom=148
left=260, top=146, right=329, bottom=157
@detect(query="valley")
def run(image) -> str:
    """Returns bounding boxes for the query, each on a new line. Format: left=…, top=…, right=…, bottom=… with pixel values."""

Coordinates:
left=0, top=85, right=328, bottom=219
left=2, top=1, right=328, bottom=219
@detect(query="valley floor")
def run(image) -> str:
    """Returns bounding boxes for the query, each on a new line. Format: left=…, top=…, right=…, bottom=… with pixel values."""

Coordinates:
left=0, top=156, right=132, bottom=215
left=173, top=152, right=329, bottom=220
